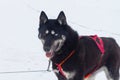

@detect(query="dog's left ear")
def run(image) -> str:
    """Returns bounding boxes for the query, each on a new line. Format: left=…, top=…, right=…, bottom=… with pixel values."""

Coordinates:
left=40, top=11, right=48, bottom=24
left=57, top=11, right=67, bottom=25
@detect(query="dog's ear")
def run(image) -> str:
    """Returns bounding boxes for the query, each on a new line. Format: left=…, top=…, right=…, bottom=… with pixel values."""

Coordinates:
left=40, top=11, right=48, bottom=24
left=57, top=11, right=67, bottom=25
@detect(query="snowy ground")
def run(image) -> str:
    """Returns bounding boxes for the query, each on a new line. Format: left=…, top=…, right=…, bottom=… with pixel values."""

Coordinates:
left=0, top=0, right=120, bottom=80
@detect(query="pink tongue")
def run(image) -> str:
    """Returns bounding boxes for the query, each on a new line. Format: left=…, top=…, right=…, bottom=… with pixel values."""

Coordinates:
left=46, top=52, right=52, bottom=58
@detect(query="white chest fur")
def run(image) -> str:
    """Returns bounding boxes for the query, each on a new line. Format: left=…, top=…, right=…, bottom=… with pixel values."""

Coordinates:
left=54, top=69, right=76, bottom=80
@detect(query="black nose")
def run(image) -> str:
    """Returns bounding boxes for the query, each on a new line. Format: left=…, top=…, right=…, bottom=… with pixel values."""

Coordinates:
left=44, top=46, right=51, bottom=52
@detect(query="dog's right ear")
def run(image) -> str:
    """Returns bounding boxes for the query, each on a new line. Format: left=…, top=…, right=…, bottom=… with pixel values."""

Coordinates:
left=40, top=11, right=48, bottom=24
left=57, top=11, right=67, bottom=25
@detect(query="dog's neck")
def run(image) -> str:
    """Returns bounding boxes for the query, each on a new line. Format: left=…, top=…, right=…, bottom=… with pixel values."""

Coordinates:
left=51, top=30, right=79, bottom=64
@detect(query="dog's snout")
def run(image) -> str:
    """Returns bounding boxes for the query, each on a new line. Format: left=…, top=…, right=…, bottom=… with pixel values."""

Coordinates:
left=44, top=46, right=51, bottom=52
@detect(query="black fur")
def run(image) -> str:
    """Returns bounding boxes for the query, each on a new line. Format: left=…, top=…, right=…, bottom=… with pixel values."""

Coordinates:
left=38, top=11, right=120, bottom=80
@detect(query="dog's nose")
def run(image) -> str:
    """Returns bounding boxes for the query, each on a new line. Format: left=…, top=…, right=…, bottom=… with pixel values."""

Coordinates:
left=44, top=46, right=51, bottom=52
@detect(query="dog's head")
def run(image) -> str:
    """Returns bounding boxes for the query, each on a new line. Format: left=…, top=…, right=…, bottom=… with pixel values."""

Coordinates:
left=38, top=11, right=68, bottom=58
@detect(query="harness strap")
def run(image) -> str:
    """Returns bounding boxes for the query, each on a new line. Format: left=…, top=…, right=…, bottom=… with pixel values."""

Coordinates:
left=55, top=35, right=105, bottom=79
left=55, top=50, right=75, bottom=78
left=84, top=54, right=104, bottom=78
left=55, top=64, right=66, bottom=78
left=90, top=35, right=105, bottom=54
left=84, top=35, right=105, bottom=78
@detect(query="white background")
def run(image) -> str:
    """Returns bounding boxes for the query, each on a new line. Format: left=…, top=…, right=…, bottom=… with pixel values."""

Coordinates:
left=0, top=0, right=120, bottom=80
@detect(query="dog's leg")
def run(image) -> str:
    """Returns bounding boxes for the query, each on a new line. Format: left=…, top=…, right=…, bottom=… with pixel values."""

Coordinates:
left=104, top=51, right=120, bottom=80
left=86, top=66, right=107, bottom=80
left=103, top=66, right=113, bottom=80
left=104, top=65, right=119, bottom=80
left=85, top=69, right=101, bottom=80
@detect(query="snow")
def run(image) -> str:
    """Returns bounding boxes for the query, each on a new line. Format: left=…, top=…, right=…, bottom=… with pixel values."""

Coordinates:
left=0, top=0, right=120, bottom=80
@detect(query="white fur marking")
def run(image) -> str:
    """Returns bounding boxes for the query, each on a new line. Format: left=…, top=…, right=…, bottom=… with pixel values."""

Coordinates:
left=55, top=34, right=58, bottom=36
left=62, top=35, right=66, bottom=40
left=45, top=30, right=49, bottom=34
left=52, top=35, right=66, bottom=52
left=53, top=69, right=76, bottom=80
left=41, top=39, right=45, bottom=44
left=53, top=69, right=59, bottom=73
left=53, top=39, right=63, bottom=51
left=58, top=20, right=62, bottom=25
left=51, top=30, right=55, bottom=35
left=62, top=70, right=76, bottom=79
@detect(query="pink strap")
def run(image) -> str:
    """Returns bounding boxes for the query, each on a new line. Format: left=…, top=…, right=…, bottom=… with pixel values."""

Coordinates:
left=90, top=35, right=105, bottom=54
left=55, top=64, right=66, bottom=78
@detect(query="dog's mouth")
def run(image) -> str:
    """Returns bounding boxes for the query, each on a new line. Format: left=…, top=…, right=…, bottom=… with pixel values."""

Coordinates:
left=45, top=35, right=66, bottom=58
left=45, top=42, right=61, bottom=58
left=45, top=44, right=59, bottom=58
left=46, top=52, right=54, bottom=58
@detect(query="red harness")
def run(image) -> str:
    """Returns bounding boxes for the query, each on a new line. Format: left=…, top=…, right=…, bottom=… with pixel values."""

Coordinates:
left=90, top=35, right=105, bottom=54
left=55, top=35, right=105, bottom=79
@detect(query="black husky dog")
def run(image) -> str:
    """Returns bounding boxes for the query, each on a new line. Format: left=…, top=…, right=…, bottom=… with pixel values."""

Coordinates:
left=38, top=11, right=120, bottom=80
